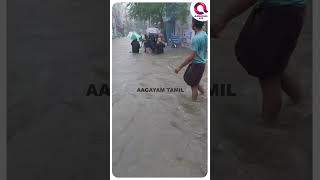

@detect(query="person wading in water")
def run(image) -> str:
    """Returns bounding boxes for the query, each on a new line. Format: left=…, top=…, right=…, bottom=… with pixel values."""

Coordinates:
left=213, top=0, right=306, bottom=127
left=175, top=18, right=208, bottom=102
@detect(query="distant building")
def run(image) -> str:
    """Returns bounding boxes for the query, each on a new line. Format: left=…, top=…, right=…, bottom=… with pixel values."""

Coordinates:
left=163, top=3, right=194, bottom=48
left=112, top=3, right=128, bottom=37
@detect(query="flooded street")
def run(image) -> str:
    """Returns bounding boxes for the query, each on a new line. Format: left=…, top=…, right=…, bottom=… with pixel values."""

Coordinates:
left=212, top=3, right=312, bottom=180
left=112, top=38, right=208, bottom=177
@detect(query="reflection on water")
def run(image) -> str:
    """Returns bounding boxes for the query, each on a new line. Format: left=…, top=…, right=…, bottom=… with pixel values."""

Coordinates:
left=112, top=38, right=207, bottom=177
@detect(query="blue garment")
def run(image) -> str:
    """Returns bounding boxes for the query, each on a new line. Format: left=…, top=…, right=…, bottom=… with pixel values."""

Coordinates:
left=191, top=31, right=207, bottom=64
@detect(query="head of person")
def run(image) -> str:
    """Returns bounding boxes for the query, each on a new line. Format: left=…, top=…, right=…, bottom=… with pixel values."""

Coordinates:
left=156, top=37, right=161, bottom=44
left=192, top=18, right=205, bottom=31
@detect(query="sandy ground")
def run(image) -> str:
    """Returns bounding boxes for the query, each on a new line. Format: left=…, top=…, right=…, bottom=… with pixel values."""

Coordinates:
left=212, top=3, right=312, bottom=180
left=7, top=1, right=108, bottom=179
left=112, top=39, right=208, bottom=177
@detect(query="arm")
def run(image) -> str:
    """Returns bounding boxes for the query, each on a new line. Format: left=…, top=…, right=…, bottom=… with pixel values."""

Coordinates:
left=175, top=52, right=196, bottom=74
left=213, top=0, right=257, bottom=38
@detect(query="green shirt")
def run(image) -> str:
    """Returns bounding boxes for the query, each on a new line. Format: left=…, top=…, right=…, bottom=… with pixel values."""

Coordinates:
left=191, top=31, right=207, bottom=64
left=257, top=0, right=306, bottom=7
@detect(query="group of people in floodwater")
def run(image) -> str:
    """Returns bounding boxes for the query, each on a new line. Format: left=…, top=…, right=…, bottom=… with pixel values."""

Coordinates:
left=131, top=33, right=166, bottom=54
left=131, top=18, right=208, bottom=103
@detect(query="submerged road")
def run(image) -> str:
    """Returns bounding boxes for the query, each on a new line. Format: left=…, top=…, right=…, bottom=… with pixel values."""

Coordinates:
left=112, top=38, right=208, bottom=177
left=212, top=3, right=312, bottom=180
left=7, top=1, right=108, bottom=179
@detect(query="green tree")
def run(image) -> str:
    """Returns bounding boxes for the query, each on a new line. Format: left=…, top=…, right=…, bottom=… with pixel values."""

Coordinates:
left=127, top=3, right=189, bottom=31
left=127, top=3, right=165, bottom=30
left=164, top=3, right=190, bottom=24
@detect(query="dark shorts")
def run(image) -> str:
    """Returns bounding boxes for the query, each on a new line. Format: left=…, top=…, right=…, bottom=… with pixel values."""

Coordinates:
left=144, top=42, right=150, bottom=48
left=183, top=63, right=206, bottom=87
left=235, top=5, right=306, bottom=79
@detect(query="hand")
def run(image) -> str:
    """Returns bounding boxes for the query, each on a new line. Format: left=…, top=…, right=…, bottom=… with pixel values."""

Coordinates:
left=212, top=15, right=228, bottom=39
left=175, top=67, right=181, bottom=74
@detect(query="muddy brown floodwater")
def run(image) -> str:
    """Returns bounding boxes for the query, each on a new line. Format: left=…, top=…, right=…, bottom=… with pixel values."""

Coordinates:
left=112, top=38, right=208, bottom=177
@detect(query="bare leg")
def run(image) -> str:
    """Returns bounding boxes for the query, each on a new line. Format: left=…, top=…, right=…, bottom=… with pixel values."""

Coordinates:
left=281, top=72, right=302, bottom=104
left=191, top=85, right=199, bottom=101
left=259, top=76, right=282, bottom=125
left=198, top=84, right=205, bottom=95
